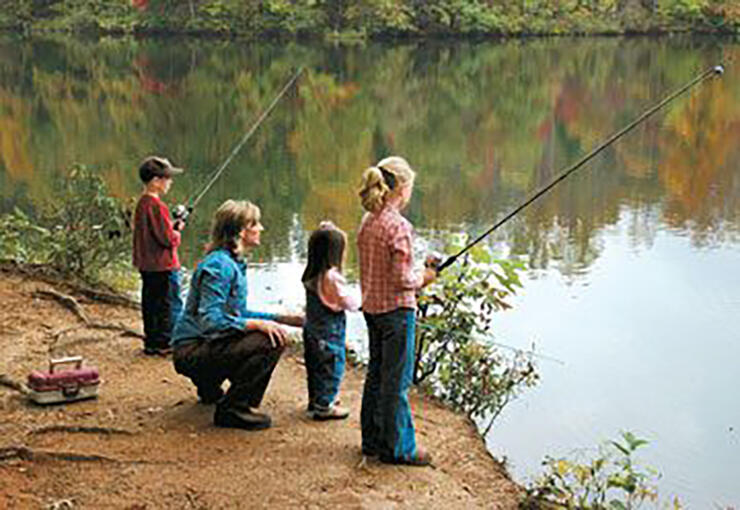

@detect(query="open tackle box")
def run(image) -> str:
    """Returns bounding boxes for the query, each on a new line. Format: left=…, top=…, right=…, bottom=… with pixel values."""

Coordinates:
left=27, top=356, right=100, bottom=405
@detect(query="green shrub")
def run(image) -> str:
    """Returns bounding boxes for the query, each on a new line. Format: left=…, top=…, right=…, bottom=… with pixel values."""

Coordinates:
left=416, top=236, right=539, bottom=435
left=0, top=164, right=132, bottom=285
left=520, top=431, right=681, bottom=509
left=660, top=0, right=708, bottom=19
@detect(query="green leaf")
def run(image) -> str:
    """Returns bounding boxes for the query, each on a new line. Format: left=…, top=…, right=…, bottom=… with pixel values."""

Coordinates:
left=610, top=440, right=630, bottom=456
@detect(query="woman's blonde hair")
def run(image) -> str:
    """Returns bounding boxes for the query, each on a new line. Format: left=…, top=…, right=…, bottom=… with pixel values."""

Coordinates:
left=206, top=199, right=261, bottom=253
left=358, top=156, right=416, bottom=212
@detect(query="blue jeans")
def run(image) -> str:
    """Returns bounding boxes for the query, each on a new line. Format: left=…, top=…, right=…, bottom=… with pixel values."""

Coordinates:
left=140, top=269, right=182, bottom=349
left=168, top=270, right=183, bottom=329
left=361, top=308, right=417, bottom=459
left=304, top=330, right=346, bottom=410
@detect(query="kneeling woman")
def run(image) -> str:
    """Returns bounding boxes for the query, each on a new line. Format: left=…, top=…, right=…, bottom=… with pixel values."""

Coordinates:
left=172, top=199, right=303, bottom=430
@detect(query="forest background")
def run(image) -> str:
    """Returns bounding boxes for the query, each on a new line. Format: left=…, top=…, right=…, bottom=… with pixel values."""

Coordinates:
left=1, top=0, right=739, bottom=37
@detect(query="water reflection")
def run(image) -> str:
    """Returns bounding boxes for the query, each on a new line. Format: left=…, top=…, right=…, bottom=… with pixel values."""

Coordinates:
left=2, top=34, right=740, bottom=507
left=2, top=36, right=739, bottom=266
left=489, top=225, right=740, bottom=508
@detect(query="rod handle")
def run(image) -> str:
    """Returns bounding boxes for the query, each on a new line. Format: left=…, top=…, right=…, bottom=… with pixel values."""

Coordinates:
left=436, top=255, right=456, bottom=273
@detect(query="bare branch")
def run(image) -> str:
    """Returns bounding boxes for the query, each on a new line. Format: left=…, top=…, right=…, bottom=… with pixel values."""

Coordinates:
left=29, top=425, right=135, bottom=436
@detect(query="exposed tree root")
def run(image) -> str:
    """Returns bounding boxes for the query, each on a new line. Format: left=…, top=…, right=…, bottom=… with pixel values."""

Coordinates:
left=0, top=445, right=122, bottom=463
left=0, top=374, right=29, bottom=395
left=51, top=323, right=144, bottom=345
left=74, top=286, right=139, bottom=309
left=29, top=425, right=135, bottom=436
left=33, top=289, right=89, bottom=323
left=1, top=260, right=139, bottom=309
left=0, top=445, right=165, bottom=464
left=33, top=287, right=144, bottom=348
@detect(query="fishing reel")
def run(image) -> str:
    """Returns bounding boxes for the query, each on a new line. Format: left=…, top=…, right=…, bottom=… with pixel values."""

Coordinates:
left=424, top=252, right=443, bottom=272
left=172, top=204, right=192, bottom=223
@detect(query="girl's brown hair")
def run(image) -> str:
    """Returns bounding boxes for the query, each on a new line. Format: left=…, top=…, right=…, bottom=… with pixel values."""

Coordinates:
left=206, top=199, right=261, bottom=254
left=301, top=226, right=346, bottom=292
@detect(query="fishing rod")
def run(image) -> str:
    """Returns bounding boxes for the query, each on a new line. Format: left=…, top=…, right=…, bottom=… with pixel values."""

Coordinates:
left=435, top=64, right=725, bottom=274
left=172, top=65, right=305, bottom=221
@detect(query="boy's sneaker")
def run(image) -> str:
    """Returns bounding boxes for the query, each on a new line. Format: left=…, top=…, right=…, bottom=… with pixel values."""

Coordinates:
left=310, top=404, right=350, bottom=421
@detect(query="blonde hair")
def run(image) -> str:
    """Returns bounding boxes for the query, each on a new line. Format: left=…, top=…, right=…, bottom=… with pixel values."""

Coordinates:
left=358, top=156, right=416, bottom=212
left=206, top=199, right=261, bottom=253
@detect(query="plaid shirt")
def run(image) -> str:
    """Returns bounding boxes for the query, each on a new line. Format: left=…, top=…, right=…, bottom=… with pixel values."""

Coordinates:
left=357, top=205, right=423, bottom=314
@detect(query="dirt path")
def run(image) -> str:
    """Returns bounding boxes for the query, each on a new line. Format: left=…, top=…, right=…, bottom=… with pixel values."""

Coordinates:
left=0, top=268, right=519, bottom=509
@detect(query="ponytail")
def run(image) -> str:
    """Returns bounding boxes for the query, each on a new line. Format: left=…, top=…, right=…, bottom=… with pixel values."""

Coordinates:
left=358, top=156, right=416, bottom=213
left=359, top=166, right=390, bottom=212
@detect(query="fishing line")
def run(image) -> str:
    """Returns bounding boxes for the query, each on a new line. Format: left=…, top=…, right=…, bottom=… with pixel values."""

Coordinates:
left=488, top=340, right=565, bottom=365
left=435, top=64, right=725, bottom=273
left=174, top=66, right=305, bottom=220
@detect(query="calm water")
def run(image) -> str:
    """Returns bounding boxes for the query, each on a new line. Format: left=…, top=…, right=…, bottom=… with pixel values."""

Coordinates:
left=2, top=35, right=739, bottom=507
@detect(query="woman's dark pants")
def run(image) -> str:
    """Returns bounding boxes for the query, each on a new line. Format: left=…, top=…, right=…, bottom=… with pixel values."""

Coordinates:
left=173, top=331, right=284, bottom=412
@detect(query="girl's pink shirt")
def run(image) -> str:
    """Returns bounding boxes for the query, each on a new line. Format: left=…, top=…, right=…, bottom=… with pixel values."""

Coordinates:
left=318, top=268, right=360, bottom=313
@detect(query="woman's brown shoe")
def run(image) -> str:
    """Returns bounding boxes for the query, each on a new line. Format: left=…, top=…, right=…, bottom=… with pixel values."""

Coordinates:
left=214, top=406, right=271, bottom=430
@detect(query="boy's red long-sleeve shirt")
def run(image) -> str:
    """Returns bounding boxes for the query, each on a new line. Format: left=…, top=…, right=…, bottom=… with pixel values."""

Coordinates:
left=132, top=194, right=181, bottom=272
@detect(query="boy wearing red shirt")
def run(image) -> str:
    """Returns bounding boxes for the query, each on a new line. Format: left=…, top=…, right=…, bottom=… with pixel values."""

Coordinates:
left=133, top=156, right=185, bottom=355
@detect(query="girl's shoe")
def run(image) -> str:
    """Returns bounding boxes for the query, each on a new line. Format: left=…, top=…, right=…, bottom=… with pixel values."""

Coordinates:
left=310, top=404, right=350, bottom=421
left=306, top=398, right=343, bottom=418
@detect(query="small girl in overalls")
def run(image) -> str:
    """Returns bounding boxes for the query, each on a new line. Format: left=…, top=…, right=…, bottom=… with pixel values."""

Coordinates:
left=301, top=221, right=359, bottom=420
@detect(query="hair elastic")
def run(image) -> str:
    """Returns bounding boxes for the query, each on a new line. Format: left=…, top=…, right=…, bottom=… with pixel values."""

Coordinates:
left=378, top=166, right=396, bottom=190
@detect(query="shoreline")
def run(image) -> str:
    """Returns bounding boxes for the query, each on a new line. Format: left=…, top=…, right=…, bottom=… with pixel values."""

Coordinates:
left=0, top=265, right=521, bottom=508
left=2, top=26, right=738, bottom=40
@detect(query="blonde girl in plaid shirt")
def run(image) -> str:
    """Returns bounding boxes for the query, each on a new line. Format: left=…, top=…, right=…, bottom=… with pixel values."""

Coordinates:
left=357, top=156, right=437, bottom=466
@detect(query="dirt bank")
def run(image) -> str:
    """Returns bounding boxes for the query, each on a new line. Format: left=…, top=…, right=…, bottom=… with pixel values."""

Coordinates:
left=0, top=267, right=519, bottom=509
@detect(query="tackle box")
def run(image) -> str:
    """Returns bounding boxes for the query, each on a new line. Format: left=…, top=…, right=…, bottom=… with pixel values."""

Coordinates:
left=27, top=356, right=100, bottom=405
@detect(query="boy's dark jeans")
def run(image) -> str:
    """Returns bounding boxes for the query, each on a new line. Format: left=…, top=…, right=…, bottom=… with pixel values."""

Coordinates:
left=140, top=270, right=182, bottom=349
left=173, top=331, right=285, bottom=410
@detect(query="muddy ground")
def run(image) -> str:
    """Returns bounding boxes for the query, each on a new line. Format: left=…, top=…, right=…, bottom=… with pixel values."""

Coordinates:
left=0, top=266, right=519, bottom=509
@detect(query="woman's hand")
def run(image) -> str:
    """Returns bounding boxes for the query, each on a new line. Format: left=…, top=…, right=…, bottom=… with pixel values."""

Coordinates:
left=277, top=314, right=305, bottom=328
left=246, top=320, right=288, bottom=348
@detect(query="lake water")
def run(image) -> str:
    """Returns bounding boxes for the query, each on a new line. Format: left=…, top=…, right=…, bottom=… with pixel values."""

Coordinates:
left=1, top=34, right=739, bottom=507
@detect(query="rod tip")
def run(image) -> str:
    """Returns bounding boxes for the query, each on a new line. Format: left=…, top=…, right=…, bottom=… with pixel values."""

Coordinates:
left=714, top=65, right=725, bottom=75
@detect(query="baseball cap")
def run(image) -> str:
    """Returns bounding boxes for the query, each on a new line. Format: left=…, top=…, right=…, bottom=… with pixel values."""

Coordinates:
left=139, top=156, right=184, bottom=182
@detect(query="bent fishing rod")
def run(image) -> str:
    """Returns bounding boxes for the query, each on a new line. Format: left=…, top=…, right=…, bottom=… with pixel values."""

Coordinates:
left=435, top=64, right=725, bottom=274
left=173, top=66, right=305, bottom=221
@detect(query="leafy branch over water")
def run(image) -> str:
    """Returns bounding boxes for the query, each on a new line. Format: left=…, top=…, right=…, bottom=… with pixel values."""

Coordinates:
left=416, top=236, right=539, bottom=435
left=520, top=431, right=682, bottom=510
